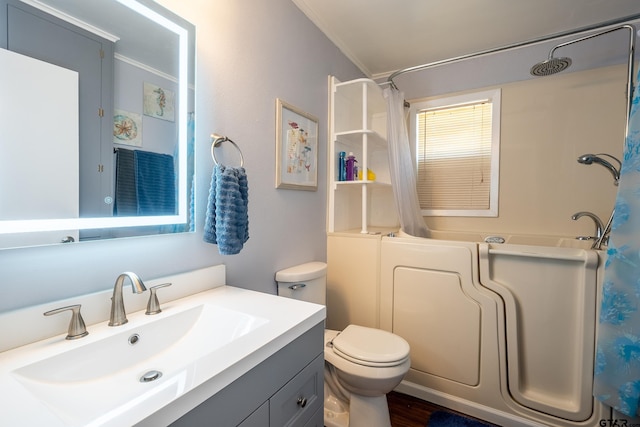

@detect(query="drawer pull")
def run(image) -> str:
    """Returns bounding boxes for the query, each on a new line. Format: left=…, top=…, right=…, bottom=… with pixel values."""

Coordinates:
left=297, top=396, right=307, bottom=408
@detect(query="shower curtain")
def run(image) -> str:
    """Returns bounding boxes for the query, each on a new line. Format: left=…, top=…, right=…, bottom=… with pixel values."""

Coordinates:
left=593, top=68, right=640, bottom=418
left=383, top=87, right=430, bottom=238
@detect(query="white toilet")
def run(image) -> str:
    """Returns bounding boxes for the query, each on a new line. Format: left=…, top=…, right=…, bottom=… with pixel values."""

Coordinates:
left=276, top=262, right=410, bottom=427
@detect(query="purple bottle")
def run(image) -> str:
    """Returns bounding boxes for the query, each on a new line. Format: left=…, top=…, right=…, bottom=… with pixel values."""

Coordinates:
left=346, top=152, right=357, bottom=181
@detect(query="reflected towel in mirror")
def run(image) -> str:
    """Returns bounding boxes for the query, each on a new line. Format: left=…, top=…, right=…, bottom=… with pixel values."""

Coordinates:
left=134, top=150, right=175, bottom=215
left=114, top=148, right=176, bottom=216
left=114, top=148, right=138, bottom=215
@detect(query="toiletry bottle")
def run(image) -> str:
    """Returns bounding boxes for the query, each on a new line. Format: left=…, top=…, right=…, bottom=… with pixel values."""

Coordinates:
left=346, top=152, right=357, bottom=181
left=338, top=151, right=346, bottom=181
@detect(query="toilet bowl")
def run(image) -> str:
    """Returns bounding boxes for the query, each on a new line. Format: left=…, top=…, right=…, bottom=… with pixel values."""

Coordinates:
left=275, top=262, right=411, bottom=427
left=324, top=326, right=410, bottom=427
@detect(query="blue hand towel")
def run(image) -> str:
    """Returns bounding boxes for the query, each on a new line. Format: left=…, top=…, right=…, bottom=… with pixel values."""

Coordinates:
left=203, top=165, right=249, bottom=255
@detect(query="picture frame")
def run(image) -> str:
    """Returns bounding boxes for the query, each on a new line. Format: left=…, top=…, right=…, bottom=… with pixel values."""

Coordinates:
left=275, top=98, right=319, bottom=191
left=113, top=109, right=142, bottom=146
left=143, top=82, right=175, bottom=122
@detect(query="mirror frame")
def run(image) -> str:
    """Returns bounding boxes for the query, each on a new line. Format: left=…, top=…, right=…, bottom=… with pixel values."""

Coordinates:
left=0, top=0, right=193, bottom=235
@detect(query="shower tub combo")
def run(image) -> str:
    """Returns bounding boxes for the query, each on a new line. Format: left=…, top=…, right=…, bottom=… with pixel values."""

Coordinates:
left=376, top=231, right=606, bottom=427
left=321, top=19, right=633, bottom=427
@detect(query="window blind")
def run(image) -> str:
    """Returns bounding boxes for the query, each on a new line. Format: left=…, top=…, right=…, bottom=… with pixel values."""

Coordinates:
left=416, top=102, right=492, bottom=210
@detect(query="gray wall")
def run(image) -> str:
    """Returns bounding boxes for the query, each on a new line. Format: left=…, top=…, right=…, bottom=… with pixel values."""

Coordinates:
left=0, top=0, right=364, bottom=313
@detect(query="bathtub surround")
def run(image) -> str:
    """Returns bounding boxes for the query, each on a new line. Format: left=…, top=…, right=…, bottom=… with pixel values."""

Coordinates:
left=593, top=67, right=640, bottom=417
left=326, top=231, right=607, bottom=426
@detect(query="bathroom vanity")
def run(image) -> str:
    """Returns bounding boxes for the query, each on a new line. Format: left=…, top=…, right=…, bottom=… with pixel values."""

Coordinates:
left=0, top=265, right=325, bottom=426
left=162, top=323, right=324, bottom=427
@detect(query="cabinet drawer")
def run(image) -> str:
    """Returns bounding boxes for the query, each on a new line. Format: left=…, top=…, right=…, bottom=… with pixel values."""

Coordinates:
left=270, top=354, right=323, bottom=427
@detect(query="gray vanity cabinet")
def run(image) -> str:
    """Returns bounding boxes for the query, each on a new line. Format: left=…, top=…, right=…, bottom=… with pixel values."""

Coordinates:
left=162, top=322, right=324, bottom=427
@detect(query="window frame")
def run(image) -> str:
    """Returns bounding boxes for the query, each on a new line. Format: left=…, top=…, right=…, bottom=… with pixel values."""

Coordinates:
left=409, top=88, right=501, bottom=217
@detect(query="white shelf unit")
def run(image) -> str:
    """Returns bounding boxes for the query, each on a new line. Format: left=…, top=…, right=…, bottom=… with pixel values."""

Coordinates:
left=328, top=77, right=398, bottom=234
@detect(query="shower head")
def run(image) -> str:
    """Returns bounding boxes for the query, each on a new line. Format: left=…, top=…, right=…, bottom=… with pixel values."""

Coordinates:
left=530, top=56, right=572, bottom=76
left=577, top=153, right=621, bottom=185
left=531, top=24, right=636, bottom=79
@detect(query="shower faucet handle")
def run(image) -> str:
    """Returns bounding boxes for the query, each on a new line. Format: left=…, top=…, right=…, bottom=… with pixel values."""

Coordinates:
left=146, top=283, right=172, bottom=315
left=44, top=304, right=89, bottom=340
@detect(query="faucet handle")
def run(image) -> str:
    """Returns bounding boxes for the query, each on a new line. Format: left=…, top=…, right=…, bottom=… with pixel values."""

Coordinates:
left=146, top=283, right=172, bottom=315
left=44, top=304, right=89, bottom=340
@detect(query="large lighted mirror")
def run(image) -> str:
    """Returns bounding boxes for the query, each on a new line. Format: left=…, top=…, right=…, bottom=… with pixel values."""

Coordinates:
left=0, top=0, right=195, bottom=249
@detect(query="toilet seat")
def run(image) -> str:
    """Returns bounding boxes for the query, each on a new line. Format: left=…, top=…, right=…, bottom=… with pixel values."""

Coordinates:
left=331, top=325, right=410, bottom=368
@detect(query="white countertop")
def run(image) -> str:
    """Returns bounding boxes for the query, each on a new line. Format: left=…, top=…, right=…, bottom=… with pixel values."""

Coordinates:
left=0, top=285, right=325, bottom=426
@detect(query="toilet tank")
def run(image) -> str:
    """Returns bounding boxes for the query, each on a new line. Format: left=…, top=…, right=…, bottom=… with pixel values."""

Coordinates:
left=275, top=262, right=327, bottom=305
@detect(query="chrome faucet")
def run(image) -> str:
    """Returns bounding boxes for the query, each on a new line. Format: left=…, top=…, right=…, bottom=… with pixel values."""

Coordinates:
left=576, top=153, right=621, bottom=249
left=109, top=272, right=147, bottom=326
left=577, top=153, right=621, bottom=186
left=571, top=211, right=604, bottom=245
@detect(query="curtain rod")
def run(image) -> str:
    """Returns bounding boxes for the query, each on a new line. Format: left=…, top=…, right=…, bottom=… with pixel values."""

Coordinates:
left=387, top=12, right=640, bottom=88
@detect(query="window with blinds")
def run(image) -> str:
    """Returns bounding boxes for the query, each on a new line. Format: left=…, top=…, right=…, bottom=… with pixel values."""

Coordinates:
left=410, top=89, right=501, bottom=217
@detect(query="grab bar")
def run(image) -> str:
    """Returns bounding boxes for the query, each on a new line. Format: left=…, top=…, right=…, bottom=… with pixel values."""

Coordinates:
left=210, top=133, right=244, bottom=167
left=485, top=248, right=588, bottom=262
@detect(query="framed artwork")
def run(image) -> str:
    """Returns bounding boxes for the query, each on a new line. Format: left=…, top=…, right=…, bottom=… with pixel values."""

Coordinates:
left=275, top=98, right=319, bottom=191
left=113, top=109, right=142, bottom=146
left=143, top=82, right=175, bottom=122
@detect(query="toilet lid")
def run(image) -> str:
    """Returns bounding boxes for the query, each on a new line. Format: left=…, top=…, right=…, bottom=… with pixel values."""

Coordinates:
left=331, top=325, right=410, bottom=366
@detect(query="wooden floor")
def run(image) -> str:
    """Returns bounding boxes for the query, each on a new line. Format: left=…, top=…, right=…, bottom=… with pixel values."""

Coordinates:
left=388, top=391, right=449, bottom=427
left=387, top=391, right=496, bottom=427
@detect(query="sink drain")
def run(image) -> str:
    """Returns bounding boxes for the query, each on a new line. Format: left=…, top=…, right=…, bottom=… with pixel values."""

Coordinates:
left=140, top=370, right=163, bottom=383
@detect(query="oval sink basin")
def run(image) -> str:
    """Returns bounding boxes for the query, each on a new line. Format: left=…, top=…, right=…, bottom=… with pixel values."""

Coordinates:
left=10, top=302, right=268, bottom=426
left=14, top=304, right=266, bottom=385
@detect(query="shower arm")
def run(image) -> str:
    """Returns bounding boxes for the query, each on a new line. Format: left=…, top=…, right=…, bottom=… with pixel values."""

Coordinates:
left=548, top=25, right=635, bottom=142
left=547, top=25, right=632, bottom=61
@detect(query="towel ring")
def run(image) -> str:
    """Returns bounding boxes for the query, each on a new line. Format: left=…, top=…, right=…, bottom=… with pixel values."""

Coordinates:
left=210, top=133, right=244, bottom=167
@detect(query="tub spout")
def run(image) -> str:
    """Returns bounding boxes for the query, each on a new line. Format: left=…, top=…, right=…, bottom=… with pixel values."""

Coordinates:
left=571, top=211, right=605, bottom=248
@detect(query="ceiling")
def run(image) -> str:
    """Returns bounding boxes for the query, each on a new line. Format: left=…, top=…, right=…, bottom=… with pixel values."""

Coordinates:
left=292, top=0, right=640, bottom=79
